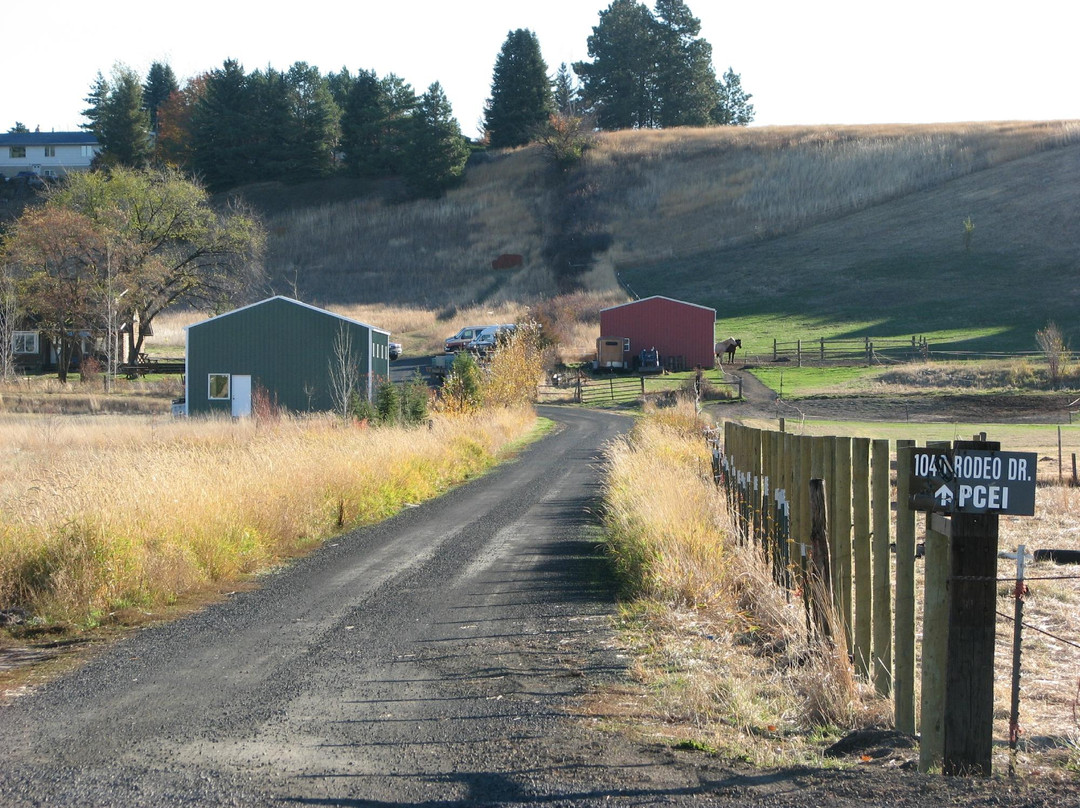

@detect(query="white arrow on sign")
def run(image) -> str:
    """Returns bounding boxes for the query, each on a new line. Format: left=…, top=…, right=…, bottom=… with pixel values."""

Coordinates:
left=935, top=484, right=954, bottom=508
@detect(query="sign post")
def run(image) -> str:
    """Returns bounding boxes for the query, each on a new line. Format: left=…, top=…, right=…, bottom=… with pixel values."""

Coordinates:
left=909, top=440, right=1037, bottom=776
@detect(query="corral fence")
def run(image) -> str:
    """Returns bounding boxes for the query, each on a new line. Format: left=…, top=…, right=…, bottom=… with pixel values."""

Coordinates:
left=713, top=422, right=1078, bottom=775
left=574, top=370, right=742, bottom=406
left=771, top=336, right=1046, bottom=366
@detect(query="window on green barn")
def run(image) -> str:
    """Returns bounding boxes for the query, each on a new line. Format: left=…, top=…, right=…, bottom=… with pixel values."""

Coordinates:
left=208, top=373, right=230, bottom=400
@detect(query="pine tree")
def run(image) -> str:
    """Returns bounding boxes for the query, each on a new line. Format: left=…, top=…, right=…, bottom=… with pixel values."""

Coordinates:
left=340, top=69, right=389, bottom=177
left=575, top=0, right=748, bottom=131
left=653, top=0, right=719, bottom=127
left=191, top=60, right=255, bottom=190
left=402, top=83, right=470, bottom=197
left=483, top=29, right=554, bottom=148
left=284, top=61, right=341, bottom=179
left=86, top=65, right=152, bottom=167
left=553, top=63, right=579, bottom=116
left=575, top=0, right=660, bottom=129
left=712, top=67, right=755, bottom=125
left=143, top=62, right=179, bottom=132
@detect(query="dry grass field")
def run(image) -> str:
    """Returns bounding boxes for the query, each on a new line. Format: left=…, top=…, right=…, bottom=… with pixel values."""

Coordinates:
left=241, top=120, right=1079, bottom=361
left=601, top=401, right=1080, bottom=775
left=0, top=409, right=537, bottom=628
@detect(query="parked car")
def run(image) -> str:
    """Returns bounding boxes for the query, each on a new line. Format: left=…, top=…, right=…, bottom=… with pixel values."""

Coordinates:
left=444, top=325, right=489, bottom=353
left=14, top=171, right=45, bottom=189
left=389, top=341, right=402, bottom=360
left=467, top=324, right=517, bottom=357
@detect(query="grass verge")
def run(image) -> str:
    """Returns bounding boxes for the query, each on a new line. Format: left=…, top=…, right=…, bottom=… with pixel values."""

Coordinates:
left=0, top=408, right=538, bottom=631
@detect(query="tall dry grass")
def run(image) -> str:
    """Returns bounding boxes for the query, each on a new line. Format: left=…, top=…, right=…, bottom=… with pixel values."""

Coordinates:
left=601, top=401, right=886, bottom=760
left=582, top=121, right=1080, bottom=274
left=0, top=408, right=535, bottom=625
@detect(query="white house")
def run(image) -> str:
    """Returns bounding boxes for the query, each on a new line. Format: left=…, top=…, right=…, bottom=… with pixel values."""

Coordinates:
left=0, top=131, right=99, bottom=180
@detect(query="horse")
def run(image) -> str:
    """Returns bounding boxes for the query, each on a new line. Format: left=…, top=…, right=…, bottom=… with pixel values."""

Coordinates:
left=715, top=337, right=742, bottom=364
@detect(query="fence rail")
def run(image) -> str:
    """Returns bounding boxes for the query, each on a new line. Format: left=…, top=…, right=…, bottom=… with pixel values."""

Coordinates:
left=575, top=371, right=743, bottom=405
left=770, top=336, right=1049, bottom=366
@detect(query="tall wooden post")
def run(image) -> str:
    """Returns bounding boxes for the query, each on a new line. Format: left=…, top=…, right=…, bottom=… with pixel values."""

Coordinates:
left=871, top=439, right=893, bottom=696
left=920, top=514, right=951, bottom=772
left=944, top=439, right=1001, bottom=776
left=894, top=440, right=917, bottom=735
left=851, top=437, right=872, bottom=678
left=833, top=437, right=853, bottom=654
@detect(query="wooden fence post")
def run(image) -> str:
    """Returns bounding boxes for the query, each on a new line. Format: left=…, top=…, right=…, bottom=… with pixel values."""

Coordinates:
left=851, top=437, right=871, bottom=678
left=832, top=437, right=853, bottom=654
left=894, top=440, right=917, bottom=735
left=797, top=339, right=802, bottom=367
left=944, top=438, right=1002, bottom=776
left=809, top=477, right=832, bottom=639
left=871, top=439, right=893, bottom=697
left=920, top=514, right=951, bottom=772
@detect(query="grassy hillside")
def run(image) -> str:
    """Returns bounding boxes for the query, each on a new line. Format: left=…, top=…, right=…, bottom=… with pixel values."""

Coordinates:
left=245, top=120, right=1080, bottom=356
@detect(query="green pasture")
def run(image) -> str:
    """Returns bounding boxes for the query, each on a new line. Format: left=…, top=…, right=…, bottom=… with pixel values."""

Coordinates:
left=730, top=416, right=1080, bottom=463
left=623, top=241, right=1076, bottom=357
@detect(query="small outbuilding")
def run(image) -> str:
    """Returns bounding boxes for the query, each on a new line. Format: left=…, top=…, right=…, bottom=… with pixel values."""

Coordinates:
left=183, top=296, right=391, bottom=416
left=599, top=296, right=717, bottom=370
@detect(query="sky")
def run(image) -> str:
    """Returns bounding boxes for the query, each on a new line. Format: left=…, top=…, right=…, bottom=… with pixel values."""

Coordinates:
left=2, top=0, right=1076, bottom=140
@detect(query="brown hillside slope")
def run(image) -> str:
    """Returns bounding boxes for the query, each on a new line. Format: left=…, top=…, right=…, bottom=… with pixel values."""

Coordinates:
left=256, top=122, right=1078, bottom=323
left=618, top=138, right=1080, bottom=349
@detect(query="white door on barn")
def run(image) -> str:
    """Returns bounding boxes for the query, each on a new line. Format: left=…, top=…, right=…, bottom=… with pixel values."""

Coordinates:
left=231, top=375, right=252, bottom=417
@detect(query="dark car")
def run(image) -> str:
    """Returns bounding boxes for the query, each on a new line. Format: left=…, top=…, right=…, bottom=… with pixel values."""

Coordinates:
left=389, top=341, right=402, bottom=360
left=15, top=171, right=45, bottom=189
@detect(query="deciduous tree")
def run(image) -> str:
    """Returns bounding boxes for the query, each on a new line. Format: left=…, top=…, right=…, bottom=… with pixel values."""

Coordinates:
left=49, top=167, right=265, bottom=361
left=2, top=207, right=110, bottom=382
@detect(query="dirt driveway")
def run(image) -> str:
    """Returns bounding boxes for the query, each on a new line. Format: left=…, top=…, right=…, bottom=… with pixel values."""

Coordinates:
left=0, top=405, right=1074, bottom=806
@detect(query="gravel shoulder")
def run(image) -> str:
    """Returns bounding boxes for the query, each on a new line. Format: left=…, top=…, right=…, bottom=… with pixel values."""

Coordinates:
left=0, top=405, right=1074, bottom=806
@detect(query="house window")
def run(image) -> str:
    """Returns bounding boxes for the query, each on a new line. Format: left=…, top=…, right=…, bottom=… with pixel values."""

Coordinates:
left=208, top=373, right=230, bottom=400
left=623, top=338, right=631, bottom=352
left=12, top=332, right=39, bottom=354
left=44, top=146, right=56, bottom=157
left=42, top=169, right=56, bottom=178
left=9, top=146, right=26, bottom=158
left=81, top=145, right=94, bottom=158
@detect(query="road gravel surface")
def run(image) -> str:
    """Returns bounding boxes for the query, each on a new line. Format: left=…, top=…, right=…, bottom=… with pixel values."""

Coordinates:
left=0, top=406, right=1072, bottom=806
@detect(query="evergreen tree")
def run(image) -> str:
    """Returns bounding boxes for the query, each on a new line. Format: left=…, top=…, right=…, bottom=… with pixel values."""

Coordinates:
left=85, top=65, right=152, bottom=167
left=402, top=83, right=469, bottom=197
left=190, top=60, right=255, bottom=190
left=7, top=122, right=31, bottom=134
left=248, top=66, right=294, bottom=181
left=325, top=67, right=355, bottom=109
left=553, top=63, right=579, bottom=116
left=653, top=0, right=719, bottom=127
left=340, top=69, right=391, bottom=177
left=483, top=29, right=553, bottom=148
left=143, top=61, right=179, bottom=131
left=284, top=61, right=341, bottom=179
left=575, top=0, right=748, bottom=131
left=379, top=74, right=418, bottom=175
left=712, top=67, right=755, bottom=125
left=575, top=0, right=660, bottom=129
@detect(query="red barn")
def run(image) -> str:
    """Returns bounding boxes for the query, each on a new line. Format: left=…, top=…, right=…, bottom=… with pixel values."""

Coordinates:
left=599, top=296, right=717, bottom=370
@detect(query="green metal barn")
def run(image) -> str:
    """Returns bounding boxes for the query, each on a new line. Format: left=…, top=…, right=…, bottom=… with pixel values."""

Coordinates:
left=183, top=296, right=391, bottom=416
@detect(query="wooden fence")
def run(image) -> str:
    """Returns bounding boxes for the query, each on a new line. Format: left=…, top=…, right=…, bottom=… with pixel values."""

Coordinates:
left=771, top=336, right=928, bottom=365
left=717, top=422, right=918, bottom=732
left=575, top=372, right=743, bottom=405
left=770, top=336, right=1047, bottom=366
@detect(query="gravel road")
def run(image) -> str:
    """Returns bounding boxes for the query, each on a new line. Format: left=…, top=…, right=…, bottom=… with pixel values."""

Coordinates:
left=0, top=405, right=1073, bottom=806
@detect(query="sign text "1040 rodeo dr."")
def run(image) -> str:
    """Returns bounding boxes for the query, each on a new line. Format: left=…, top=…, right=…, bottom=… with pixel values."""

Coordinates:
left=910, top=449, right=1038, bottom=516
